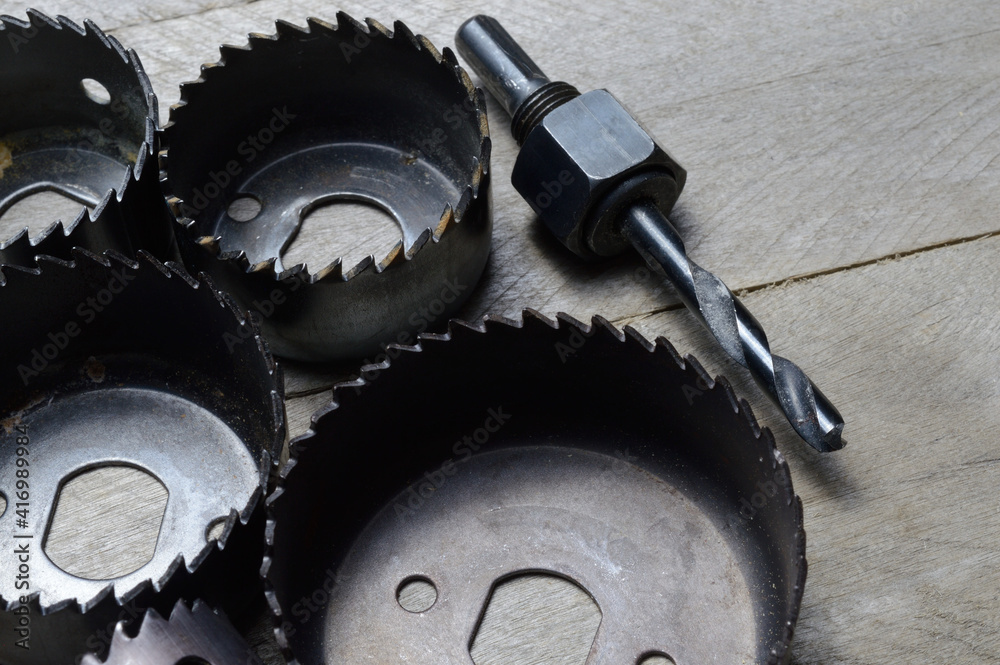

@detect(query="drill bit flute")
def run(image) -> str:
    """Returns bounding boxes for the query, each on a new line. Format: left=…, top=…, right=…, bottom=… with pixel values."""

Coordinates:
left=457, top=15, right=844, bottom=452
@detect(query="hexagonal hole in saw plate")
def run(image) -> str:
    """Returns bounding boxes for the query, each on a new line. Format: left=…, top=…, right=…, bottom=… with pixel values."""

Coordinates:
left=470, top=573, right=602, bottom=665
left=44, top=465, right=168, bottom=580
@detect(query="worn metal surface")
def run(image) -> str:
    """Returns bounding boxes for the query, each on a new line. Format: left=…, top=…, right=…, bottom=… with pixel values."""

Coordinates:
left=161, top=15, right=493, bottom=361
left=0, top=251, right=284, bottom=665
left=80, top=600, right=261, bottom=665
left=456, top=16, right=843, bottom=453
left=0, top=11, right=176, bottom=267
left=265, top=313, right=805, bottom=665
left=0, top=389, right=259, bottom=607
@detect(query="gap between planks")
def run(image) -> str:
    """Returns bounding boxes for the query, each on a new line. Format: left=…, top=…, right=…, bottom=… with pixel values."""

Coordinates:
left=611, top=227, right=1000, bottom=326
left=282, top=225, right=1000, bottom=414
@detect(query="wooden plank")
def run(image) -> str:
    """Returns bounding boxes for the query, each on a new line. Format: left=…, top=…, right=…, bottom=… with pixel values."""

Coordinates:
left=109, top=0, right=1000, bottom=332
left=2, top=0, right=999, bottom=663
left=284, top=387, right=332, bottom=438
left=618, top=234, right=1000, bottom=663
left=0, top=1, right=253, bottom=33
left=3, top=0, right=1000, bottom=357
left=270, top=230, right=1000, bottom=663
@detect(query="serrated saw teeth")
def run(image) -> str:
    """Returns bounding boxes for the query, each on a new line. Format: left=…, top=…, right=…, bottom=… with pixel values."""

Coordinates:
left=365, top=17, right=392, bottom=37
left=274, top=19, right=310, bottom=38
left=161, top=13, right=492, bottom=361
left=406, top=228, right=434, bottom=259
left=0, top=11, right=176, bottom=270
left=392, top=19, right=419, bottom=45
left=265, top=310, right=807, bottom=665
left=25, top=9, right=60, bottom=30
left=335, top=10, right=368, bottom=34
left=81, top=600, right=260, bottom=665
left=0, top=250, right=284, bottom=665
left=305, top=16, right=337, bottom=35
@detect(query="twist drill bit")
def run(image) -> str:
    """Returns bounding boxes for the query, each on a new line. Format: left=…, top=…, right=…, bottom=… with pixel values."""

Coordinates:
left=457, top=15, right=844, bottom=452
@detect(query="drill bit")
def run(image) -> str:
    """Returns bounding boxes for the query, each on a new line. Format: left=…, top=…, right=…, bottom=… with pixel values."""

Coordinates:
left=456, top=15, right=844, bottom=452
left=623, top=201, right=844, bottom=451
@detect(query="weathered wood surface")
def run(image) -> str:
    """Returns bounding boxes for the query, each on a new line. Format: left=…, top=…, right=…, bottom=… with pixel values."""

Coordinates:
left=623, top=236, right=1000, bottom=664
left=2, top=0, right=999, bottom=663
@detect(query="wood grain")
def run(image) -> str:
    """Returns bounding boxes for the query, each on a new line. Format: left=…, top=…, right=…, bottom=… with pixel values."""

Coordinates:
left=43, top=467, right=168, bottom=581
left=1, top=0, right=998, bottom=663
left=619, top=235, right=1000, bottom=664
left=0, top=1, right=255, bottom=34
left=470, top=575, right=602, bottom=665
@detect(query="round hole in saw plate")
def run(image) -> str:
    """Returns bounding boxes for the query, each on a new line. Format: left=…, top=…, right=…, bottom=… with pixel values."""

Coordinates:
left=396, top=576, right=437, bottom=613
left=226, top=195, right=263, bottom=223
left=80, top=78, right=111, bottom=105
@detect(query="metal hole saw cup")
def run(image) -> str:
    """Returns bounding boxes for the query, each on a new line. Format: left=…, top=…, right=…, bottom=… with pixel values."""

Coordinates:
left=0, top=11, right=176, bottom=267
left=0, top=250, right=284, bottom=665
left=265, top=312, right=806, bottom=665
left=161, top=14, right=493, bottom=362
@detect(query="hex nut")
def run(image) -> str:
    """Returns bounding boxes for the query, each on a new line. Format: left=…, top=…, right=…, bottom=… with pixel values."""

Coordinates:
left=511, top=89, right=686, bottom=259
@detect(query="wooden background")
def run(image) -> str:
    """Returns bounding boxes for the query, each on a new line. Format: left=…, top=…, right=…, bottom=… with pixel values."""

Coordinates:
left=1, top=0, right=998, bottom=663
